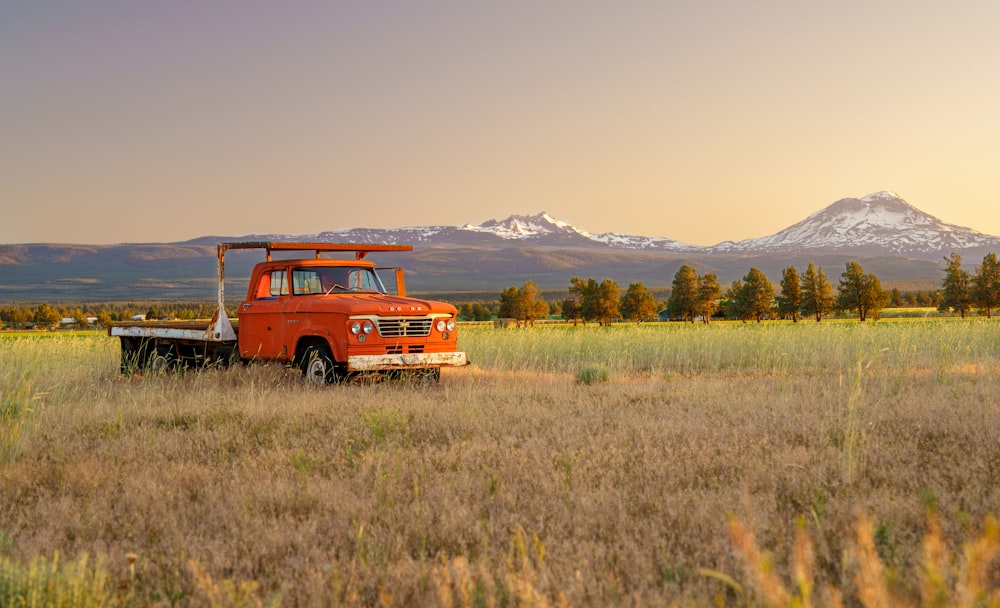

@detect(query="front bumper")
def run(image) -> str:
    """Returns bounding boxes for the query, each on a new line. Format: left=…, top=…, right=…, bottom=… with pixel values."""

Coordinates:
left=347, top=351, right=468, bottom=372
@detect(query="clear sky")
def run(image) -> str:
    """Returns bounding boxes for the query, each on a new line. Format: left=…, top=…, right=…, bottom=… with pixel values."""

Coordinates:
left=2, top=1, right=998, bottom=246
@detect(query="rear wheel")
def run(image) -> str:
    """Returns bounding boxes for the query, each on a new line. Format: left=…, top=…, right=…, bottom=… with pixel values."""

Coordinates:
left=149, top=345, right=177, bottom=374
left=301, top=345, right=337, bottom=385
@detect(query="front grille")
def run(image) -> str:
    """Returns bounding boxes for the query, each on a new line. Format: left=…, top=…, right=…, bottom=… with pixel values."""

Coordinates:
left=376, top=316, right=433, bottom=338
left=384, top=345, right=424, bottom=354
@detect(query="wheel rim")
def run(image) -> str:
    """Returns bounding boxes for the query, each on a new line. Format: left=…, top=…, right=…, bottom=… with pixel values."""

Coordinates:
left=149, top=355, right=170, bottom=374
left=306, top=357, right=328, bottom=384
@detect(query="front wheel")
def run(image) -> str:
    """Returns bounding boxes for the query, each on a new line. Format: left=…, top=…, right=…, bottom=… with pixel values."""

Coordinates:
left=301, top=345, right=338, bottom=385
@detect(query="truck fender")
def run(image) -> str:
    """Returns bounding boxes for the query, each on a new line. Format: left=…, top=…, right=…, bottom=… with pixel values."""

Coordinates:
left=292, top=329, right=344, bottom=364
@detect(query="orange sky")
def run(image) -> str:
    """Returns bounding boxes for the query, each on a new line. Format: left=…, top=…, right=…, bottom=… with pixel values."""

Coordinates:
left=2, top=1, right=998, bottom=245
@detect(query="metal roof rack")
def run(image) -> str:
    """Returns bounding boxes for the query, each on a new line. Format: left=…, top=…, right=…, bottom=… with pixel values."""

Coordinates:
left=218, top=241, right=412, bottom=260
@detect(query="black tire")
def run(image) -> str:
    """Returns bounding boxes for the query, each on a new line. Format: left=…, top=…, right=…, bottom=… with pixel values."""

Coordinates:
left=149, top=345, right=177, bottom=374
left=301, top=345, right=337, bottom=385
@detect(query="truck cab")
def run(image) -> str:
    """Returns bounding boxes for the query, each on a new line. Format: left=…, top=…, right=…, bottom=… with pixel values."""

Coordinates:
left=239, top=253, right=465, bottom=382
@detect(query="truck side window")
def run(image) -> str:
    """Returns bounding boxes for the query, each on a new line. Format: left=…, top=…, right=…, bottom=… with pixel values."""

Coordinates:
left=292, top=269, right=322, bottom=295
left=269, top=270, right=288, bottom=297
left=255, top=270, right=287, bottom=299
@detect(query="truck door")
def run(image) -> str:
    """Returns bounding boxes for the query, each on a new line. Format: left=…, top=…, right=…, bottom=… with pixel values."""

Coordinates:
left=238, top=268, right=289, bottom=360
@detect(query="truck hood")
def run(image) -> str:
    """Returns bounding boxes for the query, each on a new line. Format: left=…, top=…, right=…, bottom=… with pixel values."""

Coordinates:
left=295, top=292, right=456, bottom=316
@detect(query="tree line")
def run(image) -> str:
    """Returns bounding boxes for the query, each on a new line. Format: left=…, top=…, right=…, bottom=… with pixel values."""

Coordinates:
left=485, top=252, right=1000, bottom=325
left=4, top=253, right=997, bottom=329
left=0, top=302, right=219, bottom=330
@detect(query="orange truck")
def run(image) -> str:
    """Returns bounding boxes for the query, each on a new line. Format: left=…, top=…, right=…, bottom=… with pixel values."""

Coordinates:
left=108, top=242, right=468, bottom=383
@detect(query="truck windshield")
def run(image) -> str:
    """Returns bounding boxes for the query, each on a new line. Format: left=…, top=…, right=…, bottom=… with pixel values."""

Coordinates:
left=292, top=266, right=386, bottom=295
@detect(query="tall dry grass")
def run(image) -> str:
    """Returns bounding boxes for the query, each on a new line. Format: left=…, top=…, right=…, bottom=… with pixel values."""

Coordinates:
left=0, top=322, right=998, bottom=605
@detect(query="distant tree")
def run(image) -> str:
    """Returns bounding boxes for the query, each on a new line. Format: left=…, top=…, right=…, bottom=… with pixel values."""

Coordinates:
left=498, top=280, right=548, bottom=326
left=471, top=302, right=493, bottom=321
left=33, top=303, right=60, bottom=329
left=695, top=273, right=721, bottom=323
left=939, top=252, right=973, bottom=318
left=520, top=280, right=549, bottom=326
left=667, top=265, right=700, bottom=322
left=3, top=306, right=33, bottom=327
left=741, top=267, right=775, bottom=322
left=973, top=252, right=1000, bottom=319
left=96, top=310, right=114, bottom=328
left=888, top=287, right=903, bottom=308
left=498, top=286, right=521, bottom=322
left=72, top=308, right=90, bottom=328
left=593, top=279, right=621, bottom=325
left=837, top=261, right=889, bottom=321
left=561, top=295, right=582, bottom=326
left=775, top=266, right=801, bottom=322
left=800, top=263, right=835, bottom=322
left=457, top=303, right=474, bottom=321
left=620, top=282, right=658, bottom=323
left=570, top=277, right=600, bottom=324
left=723, top=279, right=749, bottom=321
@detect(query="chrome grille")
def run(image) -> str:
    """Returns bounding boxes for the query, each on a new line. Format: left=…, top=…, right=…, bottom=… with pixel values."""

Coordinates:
left=376, top=316, right=433, bottom=337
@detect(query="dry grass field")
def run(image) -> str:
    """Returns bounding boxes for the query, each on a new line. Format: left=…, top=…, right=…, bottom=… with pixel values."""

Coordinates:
left=2, top=321, right=999, bottom=606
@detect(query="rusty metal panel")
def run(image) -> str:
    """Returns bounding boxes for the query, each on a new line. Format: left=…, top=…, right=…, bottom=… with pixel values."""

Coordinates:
left=347, top=352, right=468, bottom=371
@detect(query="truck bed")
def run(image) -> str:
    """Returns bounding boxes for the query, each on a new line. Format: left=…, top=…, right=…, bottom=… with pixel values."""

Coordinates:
left=109, top=318, right=239, bottom=341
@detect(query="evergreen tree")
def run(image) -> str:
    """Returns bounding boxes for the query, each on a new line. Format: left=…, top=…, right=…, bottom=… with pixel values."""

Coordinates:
left=837, top=261, right=889, bottom=321
left=620, top=282, right=658, bottom=323
left=667, top=265, right=700, bottom=322
left=593, top=279, right=621, bottom=325
left=696, top=273, right=721, bottom=323
left=498, top=280, right=547, bottom=326
left=939, top=252, right=973, bottom=318
left=888, top=287, right=903, bottom=307
left=570, top=277, right=600, bottom=324
left=498, top=285, right=522, bottom=321
left=471, top=302, right=492, bottom=321
left=775, top=266, right=801, bottom=322
left=570, top=276, right=620, bottom=325
left=973, top=252, right=1000, bottom=319
left=519, top=280, right=548, bottom=326
left=800, top=263, right=835, bottom=322
left=741, top=267, right=775, bottom=322
left=561, top=295, right=582, bottom=326
left=724, top=279, right=749, bottom=321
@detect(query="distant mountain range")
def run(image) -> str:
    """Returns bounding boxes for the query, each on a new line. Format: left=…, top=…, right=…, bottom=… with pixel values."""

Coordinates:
left=185, top=191, right=1000, bottom=256
left=3, top=192, right=999, bottom=301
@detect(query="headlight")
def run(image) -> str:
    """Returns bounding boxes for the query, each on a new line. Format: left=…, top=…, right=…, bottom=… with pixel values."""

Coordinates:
left=350, top=322, right=361, bottom=335
left=435, top=320, right=446, bottom=332
left=362, top=321, right=374, bottom=334
left=446, top=319, right=456, bottom=331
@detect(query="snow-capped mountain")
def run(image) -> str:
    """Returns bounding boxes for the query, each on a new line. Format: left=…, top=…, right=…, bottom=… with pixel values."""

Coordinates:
left=458, top=212, right=700, bottom=251
left=198, top=193, right=999, bottom=258
left=235, top=211, right=700, bottom=252
left=713, top=191, right=1000, bottom=255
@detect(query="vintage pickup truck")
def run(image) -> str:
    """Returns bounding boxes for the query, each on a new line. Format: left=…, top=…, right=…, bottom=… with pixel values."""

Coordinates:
left=108, top=242, right=468, bottom=383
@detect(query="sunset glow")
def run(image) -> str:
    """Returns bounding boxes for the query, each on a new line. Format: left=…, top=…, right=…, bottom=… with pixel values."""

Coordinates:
left=2, top=2, right=998, bottom=245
